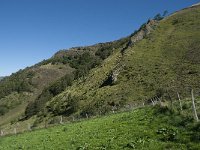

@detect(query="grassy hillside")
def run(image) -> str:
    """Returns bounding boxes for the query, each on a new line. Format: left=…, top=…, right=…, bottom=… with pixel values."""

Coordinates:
left=1, top=3, right=200, bottom=136
left=0, top=106, right=199, bottom=150
left=0, top=4, right=200, bottom=150
left=45, top=5, right=200, bottom=118
left=0, top=62, right=72, bottom=125
left=0, top=34, right=129, bottom=126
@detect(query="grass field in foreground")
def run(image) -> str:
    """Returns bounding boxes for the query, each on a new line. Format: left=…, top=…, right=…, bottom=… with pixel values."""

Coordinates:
left=0, top=106, right=200, bottom=150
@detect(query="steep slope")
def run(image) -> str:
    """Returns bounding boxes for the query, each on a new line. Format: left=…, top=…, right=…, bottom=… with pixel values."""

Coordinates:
left=0, top=35, right=129, bottom=125
left=0, top=63, right=73, bottom=125
left=45, top=5, right=200, bottom=118
left=1, top=4, right=200, bottom=131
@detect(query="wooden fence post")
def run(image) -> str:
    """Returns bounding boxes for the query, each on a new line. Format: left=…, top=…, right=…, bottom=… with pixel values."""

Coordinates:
left=45, top=119, right=47, bottom=128
left=60, top=116, right=63, bottom=124
left=86, top=113, right=88, bottom=119
left=151, top=99, right=155, bottom=106
left=99, top=111, right=102, bottom=116
left=177, top=92, right=183, bottom=111
left=191, top=89, right=199, bottom=122
left=14, top=128, right=17, bottom=134
left=1, top=130, right=3, bottom=136
left=167, top=91, right=173, bottom=109
left=28, top=123, right=31, bottom=131
left=157, top=96, right=162, bottom=105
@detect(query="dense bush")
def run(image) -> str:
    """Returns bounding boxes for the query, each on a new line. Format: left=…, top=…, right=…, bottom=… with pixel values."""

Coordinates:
left=157, top=127, right=178, bottom=141
left=95, top=46, right=113, bottom=59
left=47, top=94, right=80, bottom=116
left=25, top=49, right=117, bottom=118
left=70, top=52, right=102, bottom=78
left=25, top=74, right=74, bottom=118
left=0, top=105, right=9, bottom=115
left=190, top=122, right=200, bottom=142
left=4, top=35, right=130, bottom=119
left=154, top=13, right=163, bottom=21
left=0, top=70, right=34, bottom=99
left=95, top=38, right=129, bottom=59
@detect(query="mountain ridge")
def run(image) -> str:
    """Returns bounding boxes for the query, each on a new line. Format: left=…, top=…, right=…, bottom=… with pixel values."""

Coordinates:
left=45, top=4, right=200, bottom=119
left=0, top=4, right=200, bottom=132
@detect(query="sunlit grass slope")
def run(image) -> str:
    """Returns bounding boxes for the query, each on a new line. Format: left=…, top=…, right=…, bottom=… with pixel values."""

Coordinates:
left=47, top=5, right=200, bottom=117
left=0, top=106, right=200, bottom=150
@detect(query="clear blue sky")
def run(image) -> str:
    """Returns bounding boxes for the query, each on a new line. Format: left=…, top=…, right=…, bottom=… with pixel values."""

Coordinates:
left=0, top=0, right=199, bottom=76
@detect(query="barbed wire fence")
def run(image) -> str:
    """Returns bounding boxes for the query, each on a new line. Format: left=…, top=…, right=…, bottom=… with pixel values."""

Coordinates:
left=0, top=89, right=199, bottom=137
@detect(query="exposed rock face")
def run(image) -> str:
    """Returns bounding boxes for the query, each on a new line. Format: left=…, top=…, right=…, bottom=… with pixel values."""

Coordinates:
left=121, top=20, right=158, bottom=55
left=100, top=74, right=114, bottom=87
left=100, top=64, right=125, bottom=87
left=130, top=20, right=158, bottom=44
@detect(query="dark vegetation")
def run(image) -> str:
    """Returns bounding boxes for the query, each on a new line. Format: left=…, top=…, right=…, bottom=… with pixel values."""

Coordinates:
left=24, top=37, right=130, bottom=118
left=154, top=10, right=168, bottom=21
left=42, top=5, right=200, bottom=120
left=0, top=70, right=34, bottom=99
left=0, top=9, right=163, bottom=120
left=1, top=6, right=200, bottom=141
left=0, top=33, right=129, bottom=120
left=0, top=105, right=8, bottom=115
left=25, top=74, right=74, bottom=117
left=0, top=5, right=200, bottom=149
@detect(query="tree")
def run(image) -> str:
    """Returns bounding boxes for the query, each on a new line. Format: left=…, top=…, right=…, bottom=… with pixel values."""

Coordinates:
left=0, top=105, right=8, bottom=116
left=162, top=10, right=168, bottom=17
left=154, top=13, right=163, bottom=21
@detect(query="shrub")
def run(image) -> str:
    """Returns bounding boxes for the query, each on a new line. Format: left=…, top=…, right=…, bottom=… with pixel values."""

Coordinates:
left=172, top=19, right=179, bottom=25
left=156, top=127, right=178, bottom=141
left=25, top=74, right=74, bottom=118
left=154, top=13, right=163, bottom=21
left=154, top=105, right=172, bottom=115
left=190, top=122, right=200, bottom=142
left=0, top=105, right=9, bottom=115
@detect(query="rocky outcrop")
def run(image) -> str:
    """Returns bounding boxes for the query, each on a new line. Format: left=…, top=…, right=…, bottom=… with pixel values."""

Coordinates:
left=100, top=64, right=124, bottom=87
left=130, top=20, right=158, bottom=44
left=121, top=20, right=158, bottom=55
